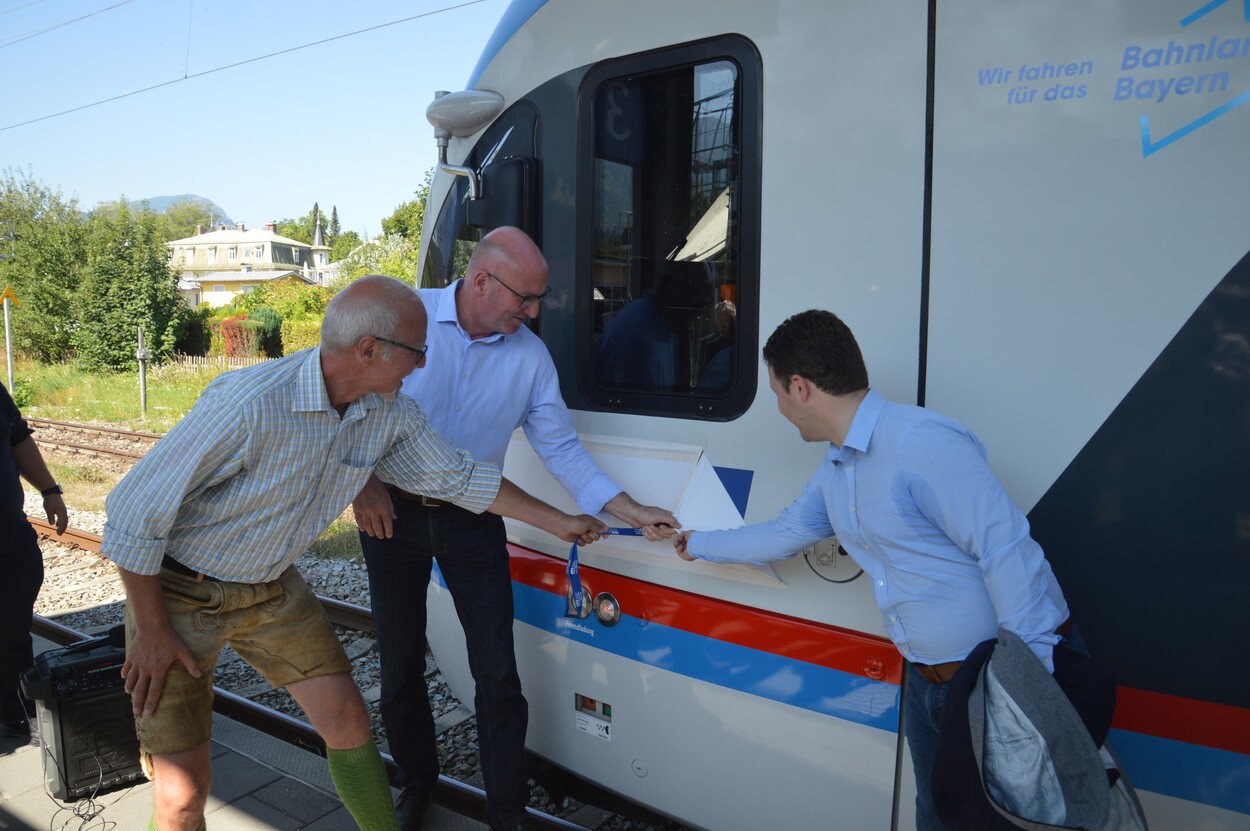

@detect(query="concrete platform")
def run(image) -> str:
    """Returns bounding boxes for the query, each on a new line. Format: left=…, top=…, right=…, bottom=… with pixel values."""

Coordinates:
left=1, top=634, right=487, bottom=831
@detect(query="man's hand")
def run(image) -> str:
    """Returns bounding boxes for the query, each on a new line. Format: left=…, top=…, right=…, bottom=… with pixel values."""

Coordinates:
left=352, top=475, right=397, bottom=539
left=116, top=568, right=202, bottom=717
left=604, top=492, right=680, bottom=541
left=121, top=623, right=201, bottom=717
left=556, top=513, right=608, bottom=545
left=43, top=492, right=68, bottom=535
left=673, top=530, right=698, bottom=561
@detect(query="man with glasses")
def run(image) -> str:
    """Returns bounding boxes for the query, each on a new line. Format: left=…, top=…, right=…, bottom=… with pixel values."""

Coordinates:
left=352, top=226, right=678, bottom=831
left=103, top=275, right=606, bottom=831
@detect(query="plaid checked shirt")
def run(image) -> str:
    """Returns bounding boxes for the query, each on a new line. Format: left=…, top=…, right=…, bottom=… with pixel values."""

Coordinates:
left=102, top=347, right=500, bottom=583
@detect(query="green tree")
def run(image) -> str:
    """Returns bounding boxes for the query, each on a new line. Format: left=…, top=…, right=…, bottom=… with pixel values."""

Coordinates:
left=276, top=210, right=316, bottom=244
left=330, top=229, right=363, bottom=263
left=381, top=169, right=432, bottom=247
left=329, top=234, right=419, bottom=290
left=0, top=167, right=88, bottom=362
left=74, top=203, right=186, bottom=371
left=328, top=206, right=341, bottom=245
left=159, top=197, right=216, bottom=242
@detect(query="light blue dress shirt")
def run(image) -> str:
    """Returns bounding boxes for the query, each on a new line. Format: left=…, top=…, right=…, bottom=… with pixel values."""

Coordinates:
left=102, top=347, right=501, bottom=582
left=689, top=389, right=1069, bottom=668
left=397, top=281, right=622, bottom=516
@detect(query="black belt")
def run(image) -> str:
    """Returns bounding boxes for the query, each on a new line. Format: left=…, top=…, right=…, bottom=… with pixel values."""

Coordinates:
left=389, top=486, right=453, bottom=508
left=161, top=555, right=217, bottom=582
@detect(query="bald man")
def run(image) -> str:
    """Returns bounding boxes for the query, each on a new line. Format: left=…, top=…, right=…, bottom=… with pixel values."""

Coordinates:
left=103, top=275, right=605, bottom=831
left=352, top=228, right=678, bottom=831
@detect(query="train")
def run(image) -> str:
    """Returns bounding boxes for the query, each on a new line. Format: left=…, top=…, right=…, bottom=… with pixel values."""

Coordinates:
left=415, top=1, right=1250, bottom=829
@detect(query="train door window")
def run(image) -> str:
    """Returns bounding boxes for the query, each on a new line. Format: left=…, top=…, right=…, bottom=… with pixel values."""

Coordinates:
left=578, top=37, right=760, bottom=420
left=421, top=103, right=539, bottom=290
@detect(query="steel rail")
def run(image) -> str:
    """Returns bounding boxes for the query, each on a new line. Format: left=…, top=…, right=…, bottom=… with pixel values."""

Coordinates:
left=28, top=518, right=377, bottom=630
left=31, top=437, right=146, bottom=461
left=27, top=417, right=162, bottom=443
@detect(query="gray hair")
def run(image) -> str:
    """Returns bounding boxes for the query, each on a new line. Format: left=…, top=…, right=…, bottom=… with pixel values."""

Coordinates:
left=320, top=275, right=418, bottom=352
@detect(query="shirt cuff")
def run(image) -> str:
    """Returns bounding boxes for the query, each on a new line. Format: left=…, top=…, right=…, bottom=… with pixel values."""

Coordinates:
left=450, top=461, right=503, bottom=515
left=577, top=476, right=624, bottom=517
left=100, top=523, right=167, bottom=575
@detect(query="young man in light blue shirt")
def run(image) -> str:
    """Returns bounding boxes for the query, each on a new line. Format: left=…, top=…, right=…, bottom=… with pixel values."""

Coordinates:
left=673, top=309, right=1075, bottom=831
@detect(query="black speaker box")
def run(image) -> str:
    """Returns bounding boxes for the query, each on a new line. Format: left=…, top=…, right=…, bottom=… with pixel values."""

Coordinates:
left=21, top=631, right=144, bottom=801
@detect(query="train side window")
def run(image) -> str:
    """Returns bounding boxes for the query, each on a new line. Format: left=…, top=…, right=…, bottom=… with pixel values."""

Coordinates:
left=577, top=38, right=760, bottom=420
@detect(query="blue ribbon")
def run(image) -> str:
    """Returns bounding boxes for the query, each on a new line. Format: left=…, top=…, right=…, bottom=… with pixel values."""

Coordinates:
left=566, top=528, right=644, bottom=617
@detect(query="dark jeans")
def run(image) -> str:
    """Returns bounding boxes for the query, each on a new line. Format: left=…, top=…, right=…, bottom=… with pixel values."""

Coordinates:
left=904, top=626, right=1089, bottom=831
left=360, top=500, right=529, bottom=828
left=0, top=519, right=43, bottom=725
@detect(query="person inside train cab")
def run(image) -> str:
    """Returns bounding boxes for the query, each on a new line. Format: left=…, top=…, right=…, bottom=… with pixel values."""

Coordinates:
left=672, top=309, right=1089, bottom=831
left=350, top=226, right=678, bottom=831
left=595, top=259, right=716, bottom=392
left=101, top=275, right=606, bottom=831
left=0, top=380, right=68, bottom=741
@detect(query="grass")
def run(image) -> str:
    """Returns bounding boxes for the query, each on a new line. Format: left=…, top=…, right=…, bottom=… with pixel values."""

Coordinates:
left=305, top=517, right=365, bottom=562
left=15, top=359, right=364, bottom=560
left=37, top=457, right=116, bottom=513
left=13, top=360, right=226, bottom=432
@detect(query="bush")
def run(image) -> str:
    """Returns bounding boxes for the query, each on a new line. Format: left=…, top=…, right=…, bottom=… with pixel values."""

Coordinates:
left=281, top=317, right=321, bottom=354
left=248, top=306, right=283, bottom=357
left=10, top=376, right=34, bottom=409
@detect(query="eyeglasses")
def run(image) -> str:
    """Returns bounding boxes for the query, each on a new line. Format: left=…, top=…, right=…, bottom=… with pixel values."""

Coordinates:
left=373, top=336, right=428, bottom=362
left=487, top=271, right=552, bottom=309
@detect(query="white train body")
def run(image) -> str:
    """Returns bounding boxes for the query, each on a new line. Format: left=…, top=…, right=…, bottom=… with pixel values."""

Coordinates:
left=418, top=1, right=1250, bottom=828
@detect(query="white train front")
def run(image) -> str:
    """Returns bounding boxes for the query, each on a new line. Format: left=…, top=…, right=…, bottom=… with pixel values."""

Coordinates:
left=415, top=1, right=1250, bottom=829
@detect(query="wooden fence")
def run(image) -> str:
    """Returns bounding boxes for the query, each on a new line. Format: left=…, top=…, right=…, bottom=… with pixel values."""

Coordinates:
left=173, top=354, right=273, bottom=370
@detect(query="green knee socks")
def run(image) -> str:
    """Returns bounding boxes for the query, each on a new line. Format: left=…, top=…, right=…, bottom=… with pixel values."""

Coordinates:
left=326, top=741, right=400, bottom=831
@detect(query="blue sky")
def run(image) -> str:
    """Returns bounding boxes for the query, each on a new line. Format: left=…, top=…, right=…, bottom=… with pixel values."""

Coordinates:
left=0, top=0, right=509, bottom=236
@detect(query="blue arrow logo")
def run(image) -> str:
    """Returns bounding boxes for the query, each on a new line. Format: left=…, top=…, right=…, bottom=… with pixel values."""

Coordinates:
left=1140, top=72, right=1250, bottom=156
left=1180, top=0, right=1250, bottom=26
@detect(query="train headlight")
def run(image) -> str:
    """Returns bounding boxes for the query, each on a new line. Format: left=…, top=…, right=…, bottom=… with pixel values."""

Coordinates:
left=593, top=592, right=621, bottom=627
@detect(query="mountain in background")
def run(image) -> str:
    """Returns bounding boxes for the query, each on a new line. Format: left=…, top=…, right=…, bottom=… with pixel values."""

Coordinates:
left=130, top=194, right=234, bottom=227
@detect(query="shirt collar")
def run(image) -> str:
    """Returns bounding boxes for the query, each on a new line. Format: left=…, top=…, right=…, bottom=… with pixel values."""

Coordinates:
left=436, top=279, right=506, bottom=344
left=294, top=347, right=332, bottom=412
left=841, top=388, right=887, bottom=454
left=293, top=345, right=383, bottom=418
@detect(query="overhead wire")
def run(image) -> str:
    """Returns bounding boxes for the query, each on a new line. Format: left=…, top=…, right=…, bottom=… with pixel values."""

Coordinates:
left=0, top=0, right=135, bottom=48
left=0, top=0, right=53, bottom=18
left=0, top=0, right=488, bottom=133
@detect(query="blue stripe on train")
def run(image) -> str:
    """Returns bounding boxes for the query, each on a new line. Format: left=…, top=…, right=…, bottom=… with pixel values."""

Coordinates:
left=432, top=566, right=1248, bottom=813
left=513, top=580, right=900, bottom=731
left=431, top=563, right=897, bottom=730
left=1108, top=728, right=1250, bottom=816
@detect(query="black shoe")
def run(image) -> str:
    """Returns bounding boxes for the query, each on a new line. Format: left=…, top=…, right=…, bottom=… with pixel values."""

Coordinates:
left=395, top=786, right=432, bottom=831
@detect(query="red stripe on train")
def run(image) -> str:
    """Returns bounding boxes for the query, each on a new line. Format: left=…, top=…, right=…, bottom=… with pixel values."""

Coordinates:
left=507, top=545, right=904, bottom=685
left=507, top=548, right=1250, bottom=755
left=1113, top=686, right=1250, bottom=756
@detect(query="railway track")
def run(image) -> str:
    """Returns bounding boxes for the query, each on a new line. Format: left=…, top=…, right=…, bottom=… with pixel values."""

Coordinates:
left=28, top=418, right=159, bottom=465
left=28, top=517, right=376, bottom=631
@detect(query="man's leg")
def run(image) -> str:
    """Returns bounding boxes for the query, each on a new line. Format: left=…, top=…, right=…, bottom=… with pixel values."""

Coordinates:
left=437, top=512, right=530, bottom=830
left=0, top=526, right=43, bottom=729
left=359, top=502, right=439, bottom=799
left=288, top=673, right=398, bottom=831
left=149, top=742, right=213, bottom=831
left=904, top=664, right=948, bottom=831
